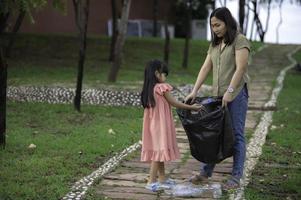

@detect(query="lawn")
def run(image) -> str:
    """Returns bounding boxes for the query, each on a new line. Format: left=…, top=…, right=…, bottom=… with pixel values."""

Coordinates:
left=0, top=103, right=143, bottom=199
left=244, top=51, right=301, bottom=199
left=0, top=34, right=263, bottom=199
left=6, top=33, right=262, bottom=89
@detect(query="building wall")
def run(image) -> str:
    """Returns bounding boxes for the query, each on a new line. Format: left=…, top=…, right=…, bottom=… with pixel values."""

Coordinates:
left=19, top=0, right=173, bottom=35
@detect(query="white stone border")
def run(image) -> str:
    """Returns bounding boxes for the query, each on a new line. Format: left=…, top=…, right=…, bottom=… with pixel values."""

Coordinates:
left=231, top=46, right=301, bottom=200
left=62, top=141, right=141, bottom=200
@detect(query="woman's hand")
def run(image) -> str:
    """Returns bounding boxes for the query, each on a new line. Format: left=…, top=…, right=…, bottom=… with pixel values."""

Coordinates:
left=222, top=92, right=233, bottom=107
left=185, top=92, right=197, bottom=103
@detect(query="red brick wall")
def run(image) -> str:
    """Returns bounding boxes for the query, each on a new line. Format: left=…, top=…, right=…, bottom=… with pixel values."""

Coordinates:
left=18, top=0, right=173, bottom=35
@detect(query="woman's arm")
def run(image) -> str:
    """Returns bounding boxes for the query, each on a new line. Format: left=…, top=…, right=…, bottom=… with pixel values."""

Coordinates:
left=222, top=47, right=249, bottom=106
left=185, top=54, right=213, bottom=102
left=164, top=92, right=201, bottom=110
left=191, top=54, right=213, bottom=94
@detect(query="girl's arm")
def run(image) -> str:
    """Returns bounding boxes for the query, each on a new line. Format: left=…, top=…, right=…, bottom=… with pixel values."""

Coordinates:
left=164, top=92, right=201, bottom=110
left=222, top=48, right=249, bottom=106
left=185, top=54, right=213, bottom=102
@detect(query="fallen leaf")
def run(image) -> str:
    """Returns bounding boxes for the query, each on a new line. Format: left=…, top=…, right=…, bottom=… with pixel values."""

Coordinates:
left=108, top=128, right=115, bottom=135
left=28, top=143, right=36, bottom=149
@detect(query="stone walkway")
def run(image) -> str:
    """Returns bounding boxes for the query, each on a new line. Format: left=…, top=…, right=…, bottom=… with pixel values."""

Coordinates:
left=86, top=44, right=299, bottom=199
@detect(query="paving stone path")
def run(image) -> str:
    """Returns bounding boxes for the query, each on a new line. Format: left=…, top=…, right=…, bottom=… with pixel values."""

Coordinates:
left=87, top=44, right=299, bottom=200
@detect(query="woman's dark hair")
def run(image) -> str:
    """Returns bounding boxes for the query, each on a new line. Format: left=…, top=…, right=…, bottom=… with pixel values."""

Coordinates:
left=210, top=7, right=238, bottom=46
left=141, top=59, right=169, bottom=108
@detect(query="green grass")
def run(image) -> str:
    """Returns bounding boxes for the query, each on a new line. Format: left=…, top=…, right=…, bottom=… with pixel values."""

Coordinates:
left=6, top=33, right=262, bottom=89
left=245, top=65, right=301, bottom=199
left=0, top=102, right=143, bottom=200
left=7, top=34, right=209, bottom=88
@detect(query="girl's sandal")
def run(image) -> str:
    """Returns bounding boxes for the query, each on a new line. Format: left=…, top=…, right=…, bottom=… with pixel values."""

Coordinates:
left=223, top=177, right=240, bottom=191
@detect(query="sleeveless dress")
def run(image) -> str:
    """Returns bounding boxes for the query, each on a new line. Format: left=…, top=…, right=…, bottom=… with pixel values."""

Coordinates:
left=141, top=83, right=180, bottom=162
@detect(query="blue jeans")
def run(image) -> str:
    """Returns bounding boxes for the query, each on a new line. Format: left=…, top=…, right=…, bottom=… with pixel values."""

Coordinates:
left=200, top=85, right=249, bottom=179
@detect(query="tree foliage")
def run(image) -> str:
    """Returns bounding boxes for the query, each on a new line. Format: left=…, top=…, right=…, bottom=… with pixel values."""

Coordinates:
left=0, top=0, right=66, bottom=23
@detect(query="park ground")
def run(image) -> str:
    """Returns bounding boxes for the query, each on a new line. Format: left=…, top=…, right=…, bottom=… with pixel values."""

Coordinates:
left=0, top=34, right=300, bottom=199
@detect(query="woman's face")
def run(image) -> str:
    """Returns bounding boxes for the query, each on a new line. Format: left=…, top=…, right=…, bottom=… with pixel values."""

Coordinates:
left=210, top=16, right=227, bottom=38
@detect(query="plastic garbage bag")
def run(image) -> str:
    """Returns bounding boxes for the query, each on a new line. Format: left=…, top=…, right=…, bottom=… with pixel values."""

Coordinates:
left=165, top=183, right=222, bottom=198
left=176, top=96, right=234, bottom=163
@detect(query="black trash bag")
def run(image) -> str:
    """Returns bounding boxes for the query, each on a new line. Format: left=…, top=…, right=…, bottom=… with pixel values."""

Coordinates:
left=176, top=96, right=235, bottom=164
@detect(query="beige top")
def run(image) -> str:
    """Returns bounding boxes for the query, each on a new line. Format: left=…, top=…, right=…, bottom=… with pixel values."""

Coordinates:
left=208, top=33, right=251, bottom=99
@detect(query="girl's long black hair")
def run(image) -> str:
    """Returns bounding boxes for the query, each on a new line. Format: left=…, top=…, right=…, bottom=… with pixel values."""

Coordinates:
left=210, top=7, right=238, bottom=47
left=141, top=60, right=169, bottom=108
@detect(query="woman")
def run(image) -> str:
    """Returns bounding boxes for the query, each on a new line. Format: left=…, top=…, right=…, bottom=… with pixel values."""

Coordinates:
left=185, top=7, right=250, bottom=190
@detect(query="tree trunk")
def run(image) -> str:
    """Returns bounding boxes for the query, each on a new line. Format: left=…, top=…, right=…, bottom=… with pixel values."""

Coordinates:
left=163, top=22, right=170, bottom=64
left=152, top=0, right=158, bottom=37
left=211, top=0, right=216, bottom=10
left=108, top=0, right=131, bottom=82
left=218, top=0, right=224, bottom=6
left=0, top=13, right=10, bottom=34
left=254, top=13, right=264, bottom=42
left=244, top=0, right=250, bottom=35
left=263, top=0, right=272, bottom=39
left=239, top=0, right=245, bottom=33
left=72, top=0, right=90, bottom=112
left=248, top=0, right=255, bottom=41
left=250, top=0, right=265, bottom=42
left=5, top=10, right=26, bottom=58
left=109, top=0, right=118, bottom=61
left=0, top=48, right=7, bottom=148
left=182, top=0, right=192, bottom=69
left=276, top=0, right=284, bottom=43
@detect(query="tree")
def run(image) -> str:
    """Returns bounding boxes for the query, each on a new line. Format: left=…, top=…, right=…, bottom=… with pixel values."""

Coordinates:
left=108, top=0, right=131, bottom=82
left=0, top=0, right=65, bottom=148
left=245, top=0, right=301, bottom=42
left=152, top=0, right=159, bottom=37
left=73, top=0, right=90, bottom=112
left=247, top=0, right=271, bottom=42
left=174, top=0, right=211, bottom=69
left=174, top=0, right=210, bottom=38
left=163, top=3, right=172, bottom=64
left=276, top=0, right=284, bottom=43
left=5, top=10, right=26, bottom=57
left=239, top=0, right=245, bottom=33
left=109, top=0, right=119, bottom=62
left=163, top=22, right=170, bottom=64
left=0, top=48, right=7, bottom=148
left=182, top=0, right=192, bottom=69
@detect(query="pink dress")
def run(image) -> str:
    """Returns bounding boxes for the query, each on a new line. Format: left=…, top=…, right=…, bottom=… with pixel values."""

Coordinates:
left=141, top=83, right=180, bottom=162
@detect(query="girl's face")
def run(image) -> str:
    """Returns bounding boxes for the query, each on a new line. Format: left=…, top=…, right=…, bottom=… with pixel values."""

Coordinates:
left=210, top=16, right=227, bottom=38
left=155, top=71, right=167, bottom=83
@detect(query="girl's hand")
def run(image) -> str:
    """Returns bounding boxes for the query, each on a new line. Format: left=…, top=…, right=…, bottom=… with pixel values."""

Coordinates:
left=222, top=92, right=233, bottom=107
left=191, top=103, right=204, bottom=111
left=185, top=92, right=197, bottom=103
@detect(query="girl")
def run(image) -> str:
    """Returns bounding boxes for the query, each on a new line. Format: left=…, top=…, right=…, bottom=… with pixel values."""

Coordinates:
left=185, top=7, right=250, bottom=190
left=140, top=59, right=202, bottom=192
